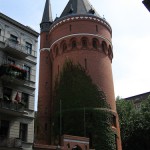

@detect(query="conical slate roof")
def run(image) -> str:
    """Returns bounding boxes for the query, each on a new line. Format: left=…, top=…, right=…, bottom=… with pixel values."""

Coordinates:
left=60, top=0, right=100, bottom=18
left=41, top=0, right=53, bottom=23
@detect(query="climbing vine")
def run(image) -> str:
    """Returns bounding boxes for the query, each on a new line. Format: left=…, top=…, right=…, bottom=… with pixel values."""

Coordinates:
left=53, top=60, right=116, bottom=150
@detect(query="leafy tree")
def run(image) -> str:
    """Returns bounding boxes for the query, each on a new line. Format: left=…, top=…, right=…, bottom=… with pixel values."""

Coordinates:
left=116, top=96, right=150, bottom=150
left=53, top=60, right=116, bottom=150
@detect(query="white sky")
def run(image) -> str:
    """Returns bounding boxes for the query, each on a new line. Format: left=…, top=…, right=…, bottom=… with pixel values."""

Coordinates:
left=0, top=0, right=150, bottom=107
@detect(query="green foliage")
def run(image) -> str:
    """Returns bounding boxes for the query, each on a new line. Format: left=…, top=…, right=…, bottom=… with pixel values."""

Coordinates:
left=53, top=60, right=116, bottom=150
left=116, top=96, right=150, bottom=150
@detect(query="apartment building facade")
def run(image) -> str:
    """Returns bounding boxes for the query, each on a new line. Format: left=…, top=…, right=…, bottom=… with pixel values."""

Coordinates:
left=0, top=13, right=39, bottom=150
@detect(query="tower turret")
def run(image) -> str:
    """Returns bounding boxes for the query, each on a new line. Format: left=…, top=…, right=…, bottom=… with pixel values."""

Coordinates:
left=36, top=0, right=53, bottom=145
left=40, top=0, right=53, bottom=48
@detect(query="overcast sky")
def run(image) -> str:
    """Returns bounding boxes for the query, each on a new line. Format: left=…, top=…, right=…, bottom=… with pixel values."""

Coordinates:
left=0, top=0, right=150, bottom=105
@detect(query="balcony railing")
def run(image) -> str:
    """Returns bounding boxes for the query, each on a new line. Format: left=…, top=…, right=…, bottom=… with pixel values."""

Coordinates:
left=0, top=137, right=22, bottom=148
left=0, top=35, right=37, bottom=57
left=0, top=99, right=25, bottom=112
left=0, top=64, right=27, bottom=80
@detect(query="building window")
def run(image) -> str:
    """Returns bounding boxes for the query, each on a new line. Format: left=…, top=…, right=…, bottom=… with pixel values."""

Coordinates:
left=22, top=93, right=29, bottom=109
left=82, top=39, right=88, bottom=48
left=72, top=40, right=77, bottom=49
left=0, top=29, right=1, bottom=35
left=7, top=58, right=15, bottom=65
left=25, top=42, right=32, bottom=54
left=10, top=34, right=18, bottom=44
left=19, top=123, right=28, bottom=142
left=0, top=120, right=9, bottom=139
left=3, top=87, right=12, bottom=101
left=24, top=65, right=31, bottom=81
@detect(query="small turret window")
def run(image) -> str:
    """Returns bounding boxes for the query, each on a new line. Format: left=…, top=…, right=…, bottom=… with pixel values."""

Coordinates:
left=70, top=25, right=72, bottom=32
left=96, top=25, right=98, bottom=32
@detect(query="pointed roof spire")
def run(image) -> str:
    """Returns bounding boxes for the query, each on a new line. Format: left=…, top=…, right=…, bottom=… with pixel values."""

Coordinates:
left=41, top=0, right=53, bottom=23
left=60, top=0, right=100, bottom=18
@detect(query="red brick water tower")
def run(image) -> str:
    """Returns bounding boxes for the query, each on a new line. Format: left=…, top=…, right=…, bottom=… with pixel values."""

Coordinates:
left=36, top=0, right=122, bottom=149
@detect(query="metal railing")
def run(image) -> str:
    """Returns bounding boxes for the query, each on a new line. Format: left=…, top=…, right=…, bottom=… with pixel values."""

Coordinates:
left=0, top=99, right=24, bottom=112
left=0, top=137, right=22, bottom=148
left=0, top=57, right=36, bottom=83
left=0, top=35, right=37, bottom=57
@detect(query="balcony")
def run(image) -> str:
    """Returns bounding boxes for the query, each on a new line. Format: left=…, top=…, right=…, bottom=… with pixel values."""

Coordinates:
left=0, top=98, right=27, bottom=116
left=0, top=137, right=22, bottom=148
left=0, top=64, right=27, bottom=83
left=0, top=35, right=37, bottom=58
left=4, top=39, right=29, bottom=59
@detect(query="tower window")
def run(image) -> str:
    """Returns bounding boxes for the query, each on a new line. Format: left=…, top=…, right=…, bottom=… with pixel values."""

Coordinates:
left=93, top=39, right=98, bottom=49
left=56, top=47, right=59, bottom=56
left=96, top=25, right=98, bottom=32
left=63, top=43, right=67, bottom=52
left=108, top=46, right=113, bottom=60
left=58, top=65, right=60, bottom=75
left=72, top=40, right=77, bottom=48
left=82, top=39, right=88, bottom=48
left=84, top=58, right=87, bottom=70
left=102, top=41, right=108, bottom=55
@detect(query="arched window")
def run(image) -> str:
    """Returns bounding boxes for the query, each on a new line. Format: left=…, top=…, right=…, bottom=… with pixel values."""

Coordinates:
left=82, top=38, right=88, bottom=48
left=62, top=43, right=67, bottom=52
left=55, top=46, right=59, bottom=56
left=102, top=41, right=108, bottom=55
left=72, top=40, right=77, bottom=48
left=92, top=38, right=99, bottom=49
left=108, top=45, right=113, bottom=60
